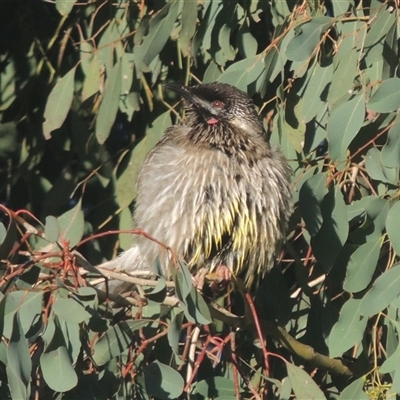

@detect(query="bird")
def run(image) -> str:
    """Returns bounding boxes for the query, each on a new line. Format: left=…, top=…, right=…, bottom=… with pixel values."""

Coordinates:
left=102, top=82, right=293, bottom=290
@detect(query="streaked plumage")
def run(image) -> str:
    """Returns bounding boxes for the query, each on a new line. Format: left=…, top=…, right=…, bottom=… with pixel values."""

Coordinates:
left=114, top=82, right=293, bottom=289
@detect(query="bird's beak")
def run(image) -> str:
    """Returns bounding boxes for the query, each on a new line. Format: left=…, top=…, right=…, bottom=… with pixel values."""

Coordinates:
left=164, top=83, right=207, bottom=110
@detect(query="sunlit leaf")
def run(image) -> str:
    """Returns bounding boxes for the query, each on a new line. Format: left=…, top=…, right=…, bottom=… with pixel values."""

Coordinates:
left=237, top=24, right=257, bottom=58
left=327, top=49, right=359, bottom=105
left=0, top=58, right=16, bottom=111
left=386, top=201, right=400, bottom=255
left=179, top=0, right=198, bottom=57
left=327, top=94, right=365, bottom=161
left=299, top=63, right=332, bottom=123
left=365, top=147, right=398, bottom=184
left=217, top=55, right=265, bottom=94
left=57, top=199, right=84, bottom=248
left=40, top=321, right=78, bottom=392
left=364, top=6, right=395, bottom=47
left=53, top=297, right=91, bottom=324
left=286, top=18, right=332, bottom=61
left=329, top=298, right=367, bottom=357
left=360, top=263, right=400, bottom=317
left=368, top=78, right=400, bottom=113
left=3, top=291, right=43, bottom=339
left=82, top=54, right=100, bottom=101
left=343, top=238, right=381, bottom=293
left=332, top=0, right=351, bottom=16
left=44, top=216, right=59, bottom=243
left=55, top=0, right=76, bottom=16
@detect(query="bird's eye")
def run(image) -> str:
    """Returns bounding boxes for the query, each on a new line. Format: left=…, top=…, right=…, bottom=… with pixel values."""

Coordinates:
left=211, top=100, right=225, bottom=109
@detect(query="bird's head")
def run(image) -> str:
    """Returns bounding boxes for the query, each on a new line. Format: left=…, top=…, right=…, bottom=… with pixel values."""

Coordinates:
left=164, top=82, right=265, bottom=143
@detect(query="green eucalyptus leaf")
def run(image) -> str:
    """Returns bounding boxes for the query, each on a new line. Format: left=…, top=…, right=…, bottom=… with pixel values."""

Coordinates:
left=57, top=199, right=84, bottom=248
left=75, top=286, right=98, bottom=305
left=134, top=1, right=179, bottom=76
left=327, top=94, right=365, bottom=161
left=270, top=0, right=291, bottom=25
left=203, top=61, right=222, bottom=83
left=195, top=377, right=236, bottom=397
left=44, top=216, right=59, bottom=243
left=0, top=58, right=16, bottom=111
left=0, top=214, right=17, bottom=260
left=365, top=147, right=398, bottom=184
left=364, top=196, right=389, bottom=233
left=82, top=53, right=100, bottom=101
left=360, top=263, right=400, bottom=317
left=299, top=172, right=328, bottom=237
left=53, top=297, right=91, bottom=324
left=146, top=276, right=167, bottom=302
left=3, top=291, right=43, bottom=339
left=286, top=19, right=332, bottom=62
left=286, top=362, right=326, bottom=399
left=368, top=78, right=400, bottom=113
left=386, top=201, right=400, bottom=255
left=174, top=261, right=194, bottom=301
left=364, top=6, right=395, bottom=48
left=332, top=0, right=351, bottom=16
left=40, top=320, right=78, bottom=392
left=55, top=0, right=76, bottom=16
left=327, top=49, right=359, bottom=105
left=380, top=321, right=400, bottom=374
left=392, top=364, right=400, bottom=393
left=185, top=286, right=212, bottom=325
left=120, top=53, right=134, bottom=97
left=144, top=361, right=184, bottom=399
left=217, top=55, right=265, bottom=94
left=311, top=187, right=349, bottom=270
left=338, top=377, right=368, bottom=400
left=300, top=62, right=333, bottom=123
left=381, top=115, right=400, bottom=168
left=6, top=313, right=31, bottom=400
left=43, top=67, right=76, bottom=140
left=237, top=24, right=257, bottom=58
left=167, top=310, right=183, bottom=357
left=343, top=238, right=381, bottom=293
left=97, top=21, right=121, bottom=73
left=92, top=320, right=151, bottom=366
left=95, top=60, right=122, bottom=144
left=329, top=298, right=367, bottom=357
left=59, top=319, right=81, bottom=364
left=179, top=0, right=198, bottom=57
left=265, top=27, right=294, bottom=85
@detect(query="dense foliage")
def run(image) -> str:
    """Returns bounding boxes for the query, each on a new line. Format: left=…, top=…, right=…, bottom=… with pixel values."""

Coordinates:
left=1, top=0, right=400, bottom=398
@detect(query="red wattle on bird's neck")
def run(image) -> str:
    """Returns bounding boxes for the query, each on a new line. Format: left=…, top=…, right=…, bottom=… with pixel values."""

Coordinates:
left=207, top=117, right=219, bottom=125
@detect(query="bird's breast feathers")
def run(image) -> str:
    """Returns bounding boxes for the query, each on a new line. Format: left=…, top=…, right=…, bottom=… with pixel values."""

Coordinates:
left=134, top=137, right=292, bottom=284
